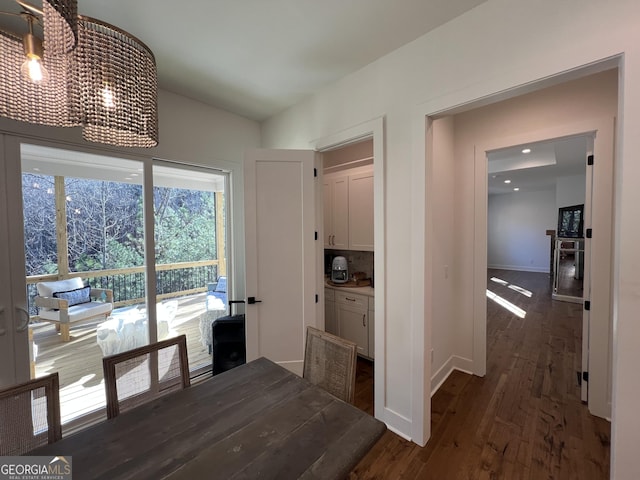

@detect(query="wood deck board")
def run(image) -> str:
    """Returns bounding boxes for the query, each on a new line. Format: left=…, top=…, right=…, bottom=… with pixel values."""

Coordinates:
left=31, top=294, right=213, bottom=424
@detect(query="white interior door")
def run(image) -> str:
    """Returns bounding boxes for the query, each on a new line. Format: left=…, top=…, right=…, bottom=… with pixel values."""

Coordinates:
left=581, top=141, right=594, bottom=403
left=244, top=149, right=318, bottom=375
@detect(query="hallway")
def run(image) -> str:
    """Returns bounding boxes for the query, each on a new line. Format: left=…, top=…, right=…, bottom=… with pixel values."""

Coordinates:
left=350, top=269, right=610, bottom=479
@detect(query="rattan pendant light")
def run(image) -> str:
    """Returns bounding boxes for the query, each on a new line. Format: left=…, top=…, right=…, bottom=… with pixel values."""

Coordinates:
left=0, top=0, right=158, bottom=148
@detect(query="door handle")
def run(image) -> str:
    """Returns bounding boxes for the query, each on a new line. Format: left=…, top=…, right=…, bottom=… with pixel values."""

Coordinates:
left=247, top=297, right=262, bottom=305
left=362, top=314, right=366, bottom=327
left=0, top=306, right=6, bottom=336
left=15, top=306, right=29, bottom=332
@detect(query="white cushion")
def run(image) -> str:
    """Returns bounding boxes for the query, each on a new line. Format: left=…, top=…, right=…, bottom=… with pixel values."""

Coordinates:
left=39, top=301, right=112, bottom=323
left=36, top=278, right=84, bottom=298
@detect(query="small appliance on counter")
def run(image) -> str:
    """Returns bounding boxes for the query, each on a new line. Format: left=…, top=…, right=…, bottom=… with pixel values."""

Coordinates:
left=331, top=256, right=348, bottom=283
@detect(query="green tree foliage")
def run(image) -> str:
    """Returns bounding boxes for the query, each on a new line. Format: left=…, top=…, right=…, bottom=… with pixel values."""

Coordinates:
left=153, top=187, right=217, bottom=264
left=23, top=174, right=220, bottom=279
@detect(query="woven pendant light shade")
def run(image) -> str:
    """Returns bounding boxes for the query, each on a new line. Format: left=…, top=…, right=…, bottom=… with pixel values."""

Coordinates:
left=72, top=17, right=158, bottom=148
left=0, top=0, right=76, bottom=126
left=0, top=0, right=158, bottom=148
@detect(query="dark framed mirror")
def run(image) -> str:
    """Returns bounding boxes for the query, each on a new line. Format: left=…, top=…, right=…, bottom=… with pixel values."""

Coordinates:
left=557, top=204, right=584, bottom=238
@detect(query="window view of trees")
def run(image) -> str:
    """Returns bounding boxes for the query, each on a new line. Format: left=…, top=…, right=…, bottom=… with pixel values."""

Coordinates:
left=23, top=174, right=58, bottom=276
left=154, top=187, right=217, bottom=264
left=65, top=178, right=144, bottom=272
left=22, top=174, right=222, bottom=295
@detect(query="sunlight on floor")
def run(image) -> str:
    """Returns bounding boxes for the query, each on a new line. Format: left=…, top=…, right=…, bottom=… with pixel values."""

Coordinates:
left=490, top=277, right=533, bottom=298
left=486, top=289, right=527, bottom=318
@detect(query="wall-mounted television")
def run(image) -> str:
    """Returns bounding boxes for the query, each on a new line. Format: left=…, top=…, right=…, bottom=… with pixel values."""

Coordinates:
left=557, top=204, right=584, bottom=238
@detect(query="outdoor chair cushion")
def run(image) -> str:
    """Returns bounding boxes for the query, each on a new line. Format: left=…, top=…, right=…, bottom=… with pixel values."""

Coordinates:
left=37, top=278, right=84, bottom=309
left=39, top=301, right=112, bottom=323
left=53, top=286, right=91, bottom=307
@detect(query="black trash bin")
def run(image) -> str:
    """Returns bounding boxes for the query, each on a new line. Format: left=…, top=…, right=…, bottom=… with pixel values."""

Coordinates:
left=212, top=300, right=246, bottom=376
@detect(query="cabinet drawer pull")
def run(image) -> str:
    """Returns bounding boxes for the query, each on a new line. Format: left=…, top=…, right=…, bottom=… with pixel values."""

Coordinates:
left=362, top=314, right=366, bottom=327
left=345, top=297, right=356, bottom=302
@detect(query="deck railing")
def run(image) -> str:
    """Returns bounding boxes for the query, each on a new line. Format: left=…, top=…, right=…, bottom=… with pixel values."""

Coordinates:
left=26, top=260, right=220, bottom=316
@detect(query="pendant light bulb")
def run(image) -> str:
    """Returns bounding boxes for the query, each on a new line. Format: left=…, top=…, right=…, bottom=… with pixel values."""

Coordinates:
left=21, top=16, right=49, bottom=85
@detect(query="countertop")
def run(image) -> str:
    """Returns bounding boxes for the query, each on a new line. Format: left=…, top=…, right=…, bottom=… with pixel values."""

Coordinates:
left=325, top=277, right=374, bottom=297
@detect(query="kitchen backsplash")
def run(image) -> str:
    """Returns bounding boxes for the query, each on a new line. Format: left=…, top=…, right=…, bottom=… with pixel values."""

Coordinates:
left=325, top=250, right=374, bottom=284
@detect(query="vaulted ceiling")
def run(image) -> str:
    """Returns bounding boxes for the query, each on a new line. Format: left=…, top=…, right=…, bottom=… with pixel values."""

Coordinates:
left=53, top=0, right=486, bottom=121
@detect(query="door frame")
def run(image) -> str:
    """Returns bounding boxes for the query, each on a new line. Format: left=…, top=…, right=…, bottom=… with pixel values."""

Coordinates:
left=415, top=58, right=620, bottom=446
left=311, top=117, right=387, bottom=424
left=473, top=117, right=615, bottom=418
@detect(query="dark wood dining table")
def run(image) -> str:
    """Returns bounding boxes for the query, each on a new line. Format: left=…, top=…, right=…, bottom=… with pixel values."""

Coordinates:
left=30, top=357, right=386, bottom=479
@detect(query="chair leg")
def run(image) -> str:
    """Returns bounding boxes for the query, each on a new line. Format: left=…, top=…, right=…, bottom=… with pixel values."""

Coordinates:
left=60, top=324, right=71, bottom=342
left=55, top=323, right=61, bottom=332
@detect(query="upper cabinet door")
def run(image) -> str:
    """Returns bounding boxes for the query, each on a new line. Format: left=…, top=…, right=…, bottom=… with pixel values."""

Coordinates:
left=323, top=175, right=349, bottom=249
left=330, top=176, right=349, bottom=249
left=348, top=171, right=374, bottom=251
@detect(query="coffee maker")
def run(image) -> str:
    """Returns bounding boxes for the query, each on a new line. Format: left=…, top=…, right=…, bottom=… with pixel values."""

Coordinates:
left=331, top=256, right=348, bottom=283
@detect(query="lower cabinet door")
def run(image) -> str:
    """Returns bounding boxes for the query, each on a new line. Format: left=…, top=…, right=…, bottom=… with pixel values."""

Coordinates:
left=336, top=303, right=368, bottom=357
left=325, top=299, right=337, bottom=335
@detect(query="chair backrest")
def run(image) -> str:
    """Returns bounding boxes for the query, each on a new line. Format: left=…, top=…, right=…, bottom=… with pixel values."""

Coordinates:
left=0, top=373, right=62, bottom=455
left=102, top=335, right=190, bottom=419
left=303, top=327, right=357, bottom=404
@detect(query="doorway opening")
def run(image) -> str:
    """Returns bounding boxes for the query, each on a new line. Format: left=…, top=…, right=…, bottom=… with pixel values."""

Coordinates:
left=422, top=65, right=618, bottom=448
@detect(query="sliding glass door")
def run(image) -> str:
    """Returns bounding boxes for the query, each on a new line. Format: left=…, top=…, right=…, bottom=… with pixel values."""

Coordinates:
left=2, top=139, right=231, bottom=429
left=152, top=162, right=229, bottom=374
left=21, top=143, right=147, bottom=426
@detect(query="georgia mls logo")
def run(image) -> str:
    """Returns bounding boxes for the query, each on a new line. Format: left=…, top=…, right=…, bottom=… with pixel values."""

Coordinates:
left=0, top=455, right=72, bottom=480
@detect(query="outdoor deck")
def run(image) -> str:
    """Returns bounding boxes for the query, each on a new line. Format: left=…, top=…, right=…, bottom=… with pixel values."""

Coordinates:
left=31, top=293, right=215, bottom=425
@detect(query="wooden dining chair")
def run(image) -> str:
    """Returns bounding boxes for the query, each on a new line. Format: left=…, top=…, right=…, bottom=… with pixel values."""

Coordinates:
left=102, top=334, right=190, bottom=419
left=0, top=372, right=62, bottom=455
left=303, top=326, right=357, bottom=404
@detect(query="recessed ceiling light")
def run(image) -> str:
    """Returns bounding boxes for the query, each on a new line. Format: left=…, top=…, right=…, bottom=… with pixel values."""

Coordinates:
left=522, top=148, right=531, bottom=154
left=130, top=173, right=139, bottom=177
left=33, top=167, right=40, bottom=171
left=513, top=187, right=520, bottom=191
left=125, top=177, right=132, bottom=181
left=504, top=179, right=511, bottom=184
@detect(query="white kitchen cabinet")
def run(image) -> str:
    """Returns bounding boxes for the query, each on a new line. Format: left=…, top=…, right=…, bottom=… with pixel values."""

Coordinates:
left=323, top=167, right=373, bottom=251
left=323, top=175, right=349, bottom=249
left=324, top=288, right=337, bottom=335
left=348, top=171, right=374, bottom=251
left=335, top=291, right=369, bottom=358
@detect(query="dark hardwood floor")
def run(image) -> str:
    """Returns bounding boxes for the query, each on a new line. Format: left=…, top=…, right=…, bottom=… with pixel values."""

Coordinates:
left=350, top=269, right=610, bottom=479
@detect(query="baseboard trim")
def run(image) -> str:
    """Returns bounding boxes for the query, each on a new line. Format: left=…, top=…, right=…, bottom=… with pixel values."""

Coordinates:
left=488, top=264, right=550, bottom=274
left=382, top=407, right=412, bottom=441
left=431, top=355, right=474, bottom=396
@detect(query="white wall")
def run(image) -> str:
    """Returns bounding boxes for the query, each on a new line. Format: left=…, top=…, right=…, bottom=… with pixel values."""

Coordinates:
left=487, top=190, right=556, bottom=273
left=261, top=1, right=639, bottom=476
left=557, top=174, right=586, bottom=212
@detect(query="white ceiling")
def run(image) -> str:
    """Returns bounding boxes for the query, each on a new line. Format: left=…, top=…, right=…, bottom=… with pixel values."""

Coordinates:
left=53, top=0, right=486, bottom=121
left=487, top=136, right=589, bottom=195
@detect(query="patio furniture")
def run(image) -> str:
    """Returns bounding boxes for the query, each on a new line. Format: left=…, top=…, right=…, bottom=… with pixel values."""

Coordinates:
left=303, top=326, right=358, bottom=404
left=35, top=277, right=113, bottom=342
left=199, top=294, right=228, bottom=352
left=102, top=334, right=190, bottom=419
left=30, top=357, right=386, bottom=479
left=0, top=373, right=62, bottom=455
left=208, top=276, right=227, bottom=306
left=95, top=301, right=177, bottom=356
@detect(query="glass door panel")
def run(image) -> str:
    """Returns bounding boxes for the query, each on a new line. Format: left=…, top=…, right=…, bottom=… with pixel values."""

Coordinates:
left=152, top=162, right=229, bottom=374
left=21, top=143, right=146, bottom=426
